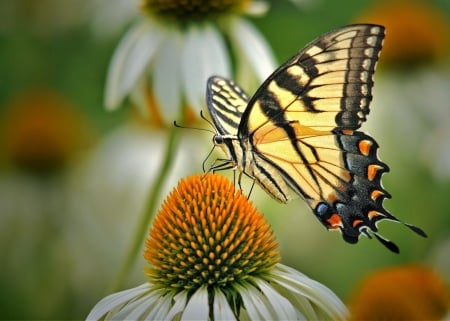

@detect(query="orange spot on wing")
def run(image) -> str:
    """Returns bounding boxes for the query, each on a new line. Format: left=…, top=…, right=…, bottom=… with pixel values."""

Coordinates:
left=353, top=219, right=364, bottom=228
left=359, top=140, right=372, bottom=156
left=367, top=164, right=382, bottom=181
left=368, top=210, right=379, bottom=219
left=327, top=193, right=339, bottom=203
left=327, top=213, right=343, bottom=229
left=371, top=190, right=384, bottom=200
left=341, top=171, right=352, bottom=182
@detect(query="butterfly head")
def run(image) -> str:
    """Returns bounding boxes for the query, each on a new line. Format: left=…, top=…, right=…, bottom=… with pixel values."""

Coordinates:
left=212, top=134, right=224, bottom=146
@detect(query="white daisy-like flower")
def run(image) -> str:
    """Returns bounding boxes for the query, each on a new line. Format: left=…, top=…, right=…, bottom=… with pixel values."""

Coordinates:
left=87, top=174, right=347, bottom=321
left=104, top=0, right=276, bottom=124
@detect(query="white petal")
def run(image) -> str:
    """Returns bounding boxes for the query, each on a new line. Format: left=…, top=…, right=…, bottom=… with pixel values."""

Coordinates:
left=229, top=17, right=276, bottom=82
left=274, top=284, right=316, bottom=320
left=213, top=288, right=237, bottom=321
left=182, top=24, right=230, bottom=111
left=181, top=286, right=209, bottom=320
left=86, top=283, right=151, bottom=320
left=129, top=74, right=149, bottom=117
left=234, top=52, right=260, bottom=94
left=271, top=264, right=348, bottom=320
left=246, top=1, right=270, bottom=16
left=253, top=278, right=301, bottom=320
left=200, top=24, right=231, bottom=77
left=112, top=290, right=162, bottom=320
left=152, top=28, right=183, bottom=123
left=234, top=283, right=277, bottom=320
left=105, top=19, right=163, bottom=110
left=164, top=291, right=188, bottom=320
left=145, top=294, right=173, bottom=320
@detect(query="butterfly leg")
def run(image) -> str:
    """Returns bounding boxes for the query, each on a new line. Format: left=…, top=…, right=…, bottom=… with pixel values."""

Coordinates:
left=247, top=179, right=256, bottom=200
left=208, top=158, right=235, bottom=173
left=236, top=171, right=251, bottom=199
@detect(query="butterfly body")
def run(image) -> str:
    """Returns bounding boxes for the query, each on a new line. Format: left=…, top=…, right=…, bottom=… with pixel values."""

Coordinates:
left=206, top=24, right=426, bottom=252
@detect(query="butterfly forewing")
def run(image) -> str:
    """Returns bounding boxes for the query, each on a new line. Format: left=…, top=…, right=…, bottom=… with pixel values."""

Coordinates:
left=239, top=24, right=384, bottom=136
left=205, top=24, right=426, bottom=252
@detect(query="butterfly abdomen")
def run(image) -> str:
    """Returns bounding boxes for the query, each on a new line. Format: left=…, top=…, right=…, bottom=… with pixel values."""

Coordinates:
left=237, top=138, right=291, bottom=203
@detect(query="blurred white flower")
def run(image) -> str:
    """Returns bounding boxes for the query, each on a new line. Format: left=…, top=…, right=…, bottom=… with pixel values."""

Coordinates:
left=104, top=0, right=276, bottom=123
left=64, top=123, right=211, bottom=296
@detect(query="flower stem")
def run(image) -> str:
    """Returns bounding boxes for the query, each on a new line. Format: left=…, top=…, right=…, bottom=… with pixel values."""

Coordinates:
left=109, top=124, right=181, bottom=292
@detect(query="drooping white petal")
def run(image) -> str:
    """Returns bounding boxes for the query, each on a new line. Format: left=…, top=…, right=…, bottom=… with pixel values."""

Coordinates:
left=181, top=286, right=209, bottom=320
left=229, top=17, right=276, bottom=82
left=271, top=264, right=348, bottom=320
left=252, top=278, right=301, bottom=320
left=234, top=51, right=260, bottom=95
left=144, top=294, right=173, bottom=320
left=129, top=73, right=149, bottom=117
left=273, top=282, right=316, bottom=320
left=235, top=283, right=277, bottom=320
left=111, top=289, right=162, bottom=320
left=182, top=24, right=230, bottom=112
left=104, top=19, right=163, bottom=110
left=86, top=283, right=151, bottom=320
left=152, top=28, right=183, bottom=123
left=164, top=291, right=188, bottom=320
left=213, top=288, right=237, bottom=321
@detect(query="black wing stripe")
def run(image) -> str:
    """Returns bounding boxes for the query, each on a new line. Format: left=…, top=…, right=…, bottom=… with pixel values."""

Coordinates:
left=207, top=76, right=249, bottom=135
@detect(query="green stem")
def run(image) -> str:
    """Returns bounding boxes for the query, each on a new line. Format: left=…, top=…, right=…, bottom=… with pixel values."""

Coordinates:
left=109, top=124, right=181, bottom=292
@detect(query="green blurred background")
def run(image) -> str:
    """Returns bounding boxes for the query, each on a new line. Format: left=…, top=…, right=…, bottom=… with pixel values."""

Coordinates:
left=0, top=0, right=449, bottom=319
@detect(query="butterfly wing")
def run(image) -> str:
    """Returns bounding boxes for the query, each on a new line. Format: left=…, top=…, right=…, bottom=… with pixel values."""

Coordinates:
left=236, top=24, right=425, bottom=251
left=206, top=76, right=249, bottom=136
left=239, top=24, right=383, bottom=135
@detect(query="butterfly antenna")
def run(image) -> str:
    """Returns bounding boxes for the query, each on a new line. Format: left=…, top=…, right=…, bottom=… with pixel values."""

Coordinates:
left=200, top=110, right=217, bottom=132
left=173, top=118, right=215, bottom=134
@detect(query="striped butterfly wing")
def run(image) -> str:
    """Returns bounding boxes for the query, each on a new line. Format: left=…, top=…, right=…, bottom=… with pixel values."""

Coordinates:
left=207, top=77, right=249, bottom=136
left=207, top=24, right=426, bottom=252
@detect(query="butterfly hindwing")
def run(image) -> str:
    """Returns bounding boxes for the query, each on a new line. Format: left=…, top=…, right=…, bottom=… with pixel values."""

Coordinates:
left=205, top=24, right=426, bottom=252
left=207, top=76, right=249, bottom=136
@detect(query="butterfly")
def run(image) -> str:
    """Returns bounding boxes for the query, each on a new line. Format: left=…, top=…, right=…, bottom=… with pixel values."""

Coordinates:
left=205, top=24, right=426, bottom=253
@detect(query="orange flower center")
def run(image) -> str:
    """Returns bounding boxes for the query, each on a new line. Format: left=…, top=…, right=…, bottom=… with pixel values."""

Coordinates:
left=144, top=173, right=280, bottom=292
